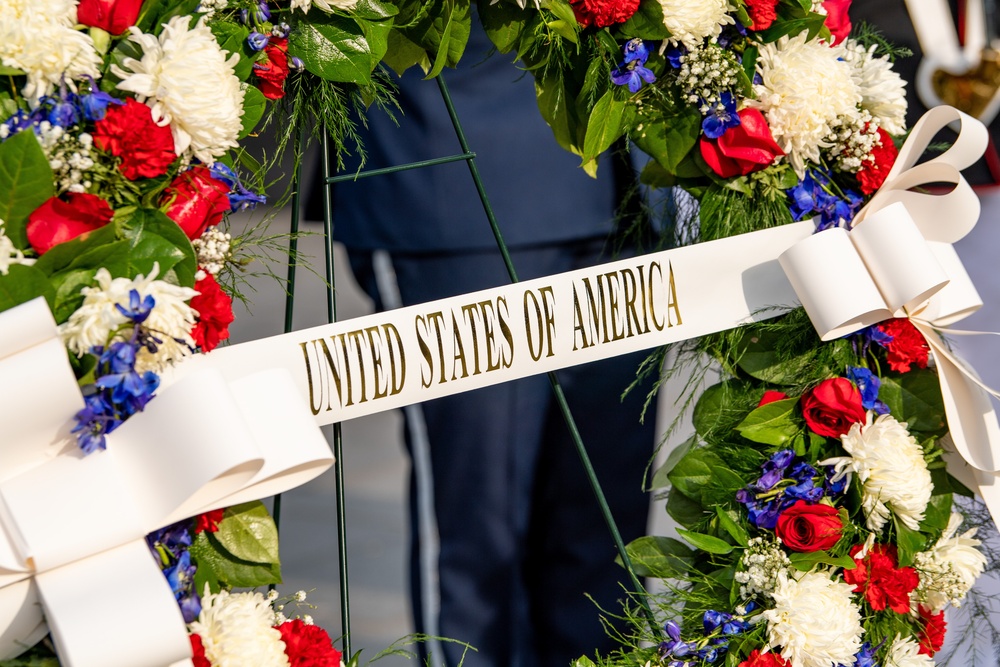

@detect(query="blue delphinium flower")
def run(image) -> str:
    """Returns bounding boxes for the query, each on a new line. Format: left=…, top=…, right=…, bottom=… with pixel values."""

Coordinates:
left=290, top=56, right=305, bottom=71
left=272, top=21, right=291, bottom=38
left=80, top=86, right=123, bottom=122
left=701, top=92, right=740, bottom=139
left=116, top=289, right=155, bottom=323
left=611, top=39, right=657, bottom=93
left=847, top=366, right=889, bottom=414
left=248, top=31, right=270, bottom=51
left=149, top=521, right=201, bottom=622
left=852, top=323, right=894, bottom=359
left=737, top=450, right=845, bottom=528
left=71, top=393, right=120, bottom=453
left=665, top=46, right=686, bottom=69
left=46, top=94, right=81, bottom=128
left=788, top=171, right=864, bottom=231
left=209, top=162, right=267, bottom=212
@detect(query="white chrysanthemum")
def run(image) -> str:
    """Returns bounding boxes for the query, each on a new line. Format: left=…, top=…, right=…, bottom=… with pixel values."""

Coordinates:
left=885, top=635, right=934, bottom=667
left=656, top=0, right=735, bottom=49
left=763, top=571, right=863, bottom=667
left=753, top=32, right=861, bottom=174
left=0, top=221, right=35, bottom=275
left=0, top=0, right=100, bottom=101
left=189, top=589, right=290, bottom=667
left=826, top=412, right=933, bottom=532
left=112, top=15, right=244, bottom=164
left=291, top=0, right=359, bottom=12
left=59, top=264, right=198, bottom=372
left=843, top=40, right=907, bottom=135
left=914, top=512, right=987, bottom=612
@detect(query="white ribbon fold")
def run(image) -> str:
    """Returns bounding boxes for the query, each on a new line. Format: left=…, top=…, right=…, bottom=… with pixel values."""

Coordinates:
left=779, top=106, right=1000, bottom=525
left=0, top=297, right=335, bottom=667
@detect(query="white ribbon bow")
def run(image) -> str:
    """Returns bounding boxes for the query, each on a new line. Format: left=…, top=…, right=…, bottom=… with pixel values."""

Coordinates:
left=0, top=297, right=334, bottom=667
left=778, top=106, right=1000, bottom=524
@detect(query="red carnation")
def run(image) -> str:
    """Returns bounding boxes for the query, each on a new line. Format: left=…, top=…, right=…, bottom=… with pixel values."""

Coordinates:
left=800, top=377, right=866, bottom=439
left=189, top=633, right=211, bottom=667
left=822, top=0, right=852, bottom=45
left=877, top=318, right=929, bottom=373
left=191, top=274, right=235, bottom=352
left=857, top=127, right=898, bottom=195
left=917, top=605, right=947, bottom=655
left=570, top=0, right=640, bottom=28
left=700, top=108, right=784, bottom=178
left=194, top=508, right=225, bottom=534
left=758, top=390, right=788, bottom=407
left=843, top=543, right=919, bottom=614
left=744, top=0, right=779, bottom=31
left=161, top=166, right=232, bottom=240
left=93, top=98, right=177, bottom=180
left=255, top=37, right=290, bottom=100
left=77, top=0, right=143, bottom=35
left=277, top=619, right=343, bottom=667
left=26, top=193, right=114, bottom=255
left=775, top=500, right=844, bottom=552
left=739, top=649, right=790, bottom=667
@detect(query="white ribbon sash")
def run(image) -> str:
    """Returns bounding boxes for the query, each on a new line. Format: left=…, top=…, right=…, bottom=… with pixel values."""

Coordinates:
left=0, top=298, right=334, bottom=667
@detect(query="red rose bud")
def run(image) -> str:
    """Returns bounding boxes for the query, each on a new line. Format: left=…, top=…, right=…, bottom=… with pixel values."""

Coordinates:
left=77, top=0, right=144, bottom=35
left=877, top=318, right=929, bottom=373
left=161, top=166, right=231, bottom=240
left=757, top=390, right=788, bottom=407
left=857, top=127, right=898, bottom=194
left=26, top=193, right=114, bottom=255
left=739, top=649, right=790, bottom=667
left=570, top=0, right=640, bottom=27
left=254, top=37, right=290, bottom=100
left=822, top=0, right=852, bottom=45
left=800, top=377, right=866, bottom=438
left=775, top=500, right=844, bottom=552
left=190, top=274, right=235, bottom=352
left=700, top=109, right=784, bottom=178
left=744, top=0, right=779, bottom=31
left=93, top=98, right=176, bottom=180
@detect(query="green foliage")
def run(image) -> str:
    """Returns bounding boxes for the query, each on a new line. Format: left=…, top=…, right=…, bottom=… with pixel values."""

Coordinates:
left=0, top=264, right=56, bottom=313
left=623, top=536, right=693, bottom=578
left=0, top=130, right=55, bottom=249
left=389, top=0, right=470, bottom=77
left=290, top=0, right=397, bottom=84
left=735, top=397, right=800, bottom=446
left=190, top=501, right=282, bottom=591
left=879, top=369, right=947, bottom=436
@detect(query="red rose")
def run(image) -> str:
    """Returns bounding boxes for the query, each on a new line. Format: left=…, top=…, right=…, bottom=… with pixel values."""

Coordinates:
left=739, top=649, right=790, bottom=667
left=917, top=605, right=946, bottom=655
left=857, top=127, right=898, bottom=195
left=93, top=98, right=176, bottom=180
left=189, top=633, right=211, bottom=667
left=758, top=390, right=788, bottom=407
left=775, top=500, right=844, bottom=552
left=822, top=0, right=852, bottom=45
left=191, top=274, right=235, bottom=352
left=277, top=619, right=343, bottom=667
left=255, top=37, right=290, bottom=100
left=161, top=166, right=232, bottom=240
left=193, top=508, right=225, bottom=534
left=800, top=377, right=866, bottom=438
left=700, top=109, right=784, bottom=178
left=744, top=0, right=779, bottom=31
left=843, top=543, right=919, bottom=614
left=77, top=0, right=144, bottom=35
left=877, top=318, right=929, bottom=373
left=26, top=193, right=114, bottom=255
left=570, top=0, right=640, bottom=28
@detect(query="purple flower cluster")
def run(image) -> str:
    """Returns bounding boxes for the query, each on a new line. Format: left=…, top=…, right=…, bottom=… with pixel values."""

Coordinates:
left=788, top=171, right=863, bottom=231
left=658, top=606, right=756, bottom=666
left=736, top=450, right=845, bottom=529
left=702, top=92, right=740, bottom=139
left=611, top=39, right=656, bottom=93
left=1, top=78, right=122, bottom=139
left=846, top=366, right=888, bottom=415
left=71, top=290, right=161, bottom=453
left=147, top=520, right=201, bottom=622
left=209, top=162, right=267, bottom=212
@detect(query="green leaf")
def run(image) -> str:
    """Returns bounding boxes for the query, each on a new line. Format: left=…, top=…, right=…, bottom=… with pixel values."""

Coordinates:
left=573, top=658, right=597, bottom=667
left=667, top=447, right=725, bottom=501
left=117, top=207, right=197, bottom=285
left=0, top=65, right=25, bottom=76
left=382, top=29, right=431, bottom=76
left=239, top=83, right=266, bottom=139
left=893, top=514, right=927, bottom=567
left=622, top=536, right=693, bottom=578
left=650, top=436, right=695, bottom=489
left=291, top=14, right=384, bottom=84
left=736, top=397, right=801, bottom=446
left=478, top=0, right=530, bottom=53
left=715, top=506, right=749, bottom=546
left=633, top=105, right=701, bottom=174
left=536, top=71, right=583, bottom=155
left=676, top=528, right=733, bottom=555
left=0, top=130, right=56, bottom=249
left=617, top=0, right=670, bottom=39
left=582, top=90, right=630, bottom=164
left=190, top=529, right=282, bottom=590
left=734, top=329, right=825, bottom=384
left=210, top=21, right=254, bottom=81
left=788, top=550, right=856, bottom=572
left=879, top=370, right=947, bottom=435
left=757, top=12, right=826, bottom=42
left=33, top=223, right=118, bottom=275
left=666, top=489, right=705, bottom=526
left=0, top=264, right=56, bottom=314
left=392, top=0, right=470, bottom=77
left=51, top=269, right=97, bottom=323
left=213, top=501, right=281, bottom=566
left=921, top=493, right=953, bottom=535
